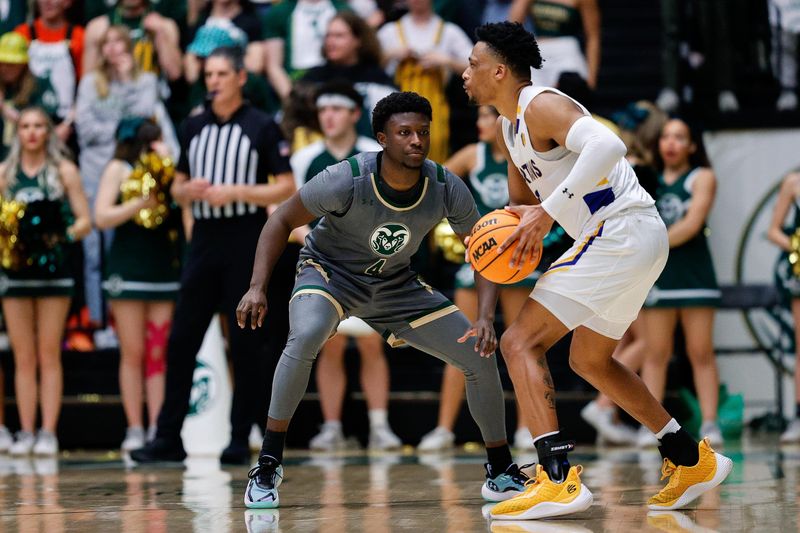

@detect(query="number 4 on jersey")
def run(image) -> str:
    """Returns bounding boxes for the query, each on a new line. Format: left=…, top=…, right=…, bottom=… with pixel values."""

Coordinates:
left=365, top=259, right=386, bottom=276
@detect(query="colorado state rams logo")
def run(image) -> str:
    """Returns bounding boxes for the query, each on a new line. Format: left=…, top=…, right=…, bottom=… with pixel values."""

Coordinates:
left=370, top=223, right=410, bottom=257
left=188, top=360, right=216, bottom=416
left=656, top=193, right=686, bottom=227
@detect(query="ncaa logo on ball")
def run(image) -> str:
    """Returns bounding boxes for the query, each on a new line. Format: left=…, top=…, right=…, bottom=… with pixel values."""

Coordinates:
left=472, top=237, right=498, bottom=263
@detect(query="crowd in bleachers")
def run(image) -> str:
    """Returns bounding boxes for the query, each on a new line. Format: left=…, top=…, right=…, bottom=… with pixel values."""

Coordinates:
left=0, top=0, right=799, bottom=458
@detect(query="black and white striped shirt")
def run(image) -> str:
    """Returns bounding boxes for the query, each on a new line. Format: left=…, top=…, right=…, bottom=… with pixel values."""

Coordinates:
left=177, top=104, right=292, bottom=219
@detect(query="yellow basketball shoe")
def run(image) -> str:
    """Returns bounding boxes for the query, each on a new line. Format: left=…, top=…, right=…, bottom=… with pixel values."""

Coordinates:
left=648, top=438, right=732, bottom=511
left=489, top=464, right=593, bottom=520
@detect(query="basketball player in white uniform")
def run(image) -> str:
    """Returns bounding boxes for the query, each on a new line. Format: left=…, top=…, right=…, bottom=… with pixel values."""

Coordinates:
left=462, top=22, right=732, bottom=520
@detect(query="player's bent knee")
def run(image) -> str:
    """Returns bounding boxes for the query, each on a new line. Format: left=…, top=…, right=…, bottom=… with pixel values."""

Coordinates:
left=568, top=352, right=605, bottom=379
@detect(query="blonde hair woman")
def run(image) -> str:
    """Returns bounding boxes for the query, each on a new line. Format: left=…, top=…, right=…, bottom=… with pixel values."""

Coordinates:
left=75, top=24, right=176, bottom=329
left=0, top=106, right=90, bottom=455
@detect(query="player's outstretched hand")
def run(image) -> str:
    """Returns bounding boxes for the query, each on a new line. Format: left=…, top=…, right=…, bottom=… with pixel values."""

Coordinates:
left=499, top=205, right=554, bottom=268
left=236, top=287, right=268, bottom=330
left=457, top=317, right=497, bottom=357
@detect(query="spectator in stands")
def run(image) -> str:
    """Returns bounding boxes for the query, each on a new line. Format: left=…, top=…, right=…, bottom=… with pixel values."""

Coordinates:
left=0, top=32, right=60, bottom=160
left=302, top=11, right=395, bottom=139
left=767, top=170, right=800, bottom=443
left=14, top=0, right=84, bottom=144
left=639, top=118, right=723, bottom=448
left=83, top=0, right=182, bottom=82
left=769, top=0, right=800, bottom=111
left=75, top=24, right=177, bottom=331
left=84, top=0, right=187, bottom=27
left=94, top=118, right=182, bottom=451
left=656, top=0, right=738, bottom=114
left=0, top=106, right=91, bottom=456
left=509, top=0, right=601, bottom=90
left=187, top=0, right=264, bottom=73
left=184, top=26, right=276, bottom=115
left=377, top=0, right=472, bottom=164
left=289, top=81, right=400, bottom=451
left=261, top=0, right=350, bottom=101
left=580, top=100, right=667, bottom=445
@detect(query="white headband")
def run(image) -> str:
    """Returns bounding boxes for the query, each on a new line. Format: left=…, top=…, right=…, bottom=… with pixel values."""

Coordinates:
left=316, top=93, right=358, bottom=110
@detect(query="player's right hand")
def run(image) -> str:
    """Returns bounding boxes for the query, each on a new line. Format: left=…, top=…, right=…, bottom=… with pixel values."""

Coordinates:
left=236, top=287, right=268, bottom=330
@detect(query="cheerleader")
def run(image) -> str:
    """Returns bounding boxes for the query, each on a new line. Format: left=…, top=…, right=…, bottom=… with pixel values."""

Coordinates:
left=95, top=118, right=182, bottom=451
left=0, top=106, right=90, bottom=455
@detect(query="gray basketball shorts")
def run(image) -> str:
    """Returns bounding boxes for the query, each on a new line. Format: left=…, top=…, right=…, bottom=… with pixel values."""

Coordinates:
left=291, top=257, right=457, bottom=346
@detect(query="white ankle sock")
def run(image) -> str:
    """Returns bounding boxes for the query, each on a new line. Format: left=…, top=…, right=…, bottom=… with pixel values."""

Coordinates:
left=532, top=430, right=560, bottom=446
left=323, top=420, right=342, bottom=430
left=368, top=409, right=388, bottom=429
left=654, top=418, right=681, bottom=440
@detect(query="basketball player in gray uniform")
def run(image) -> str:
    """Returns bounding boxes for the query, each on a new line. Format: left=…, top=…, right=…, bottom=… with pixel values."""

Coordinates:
left=237, top=92, right=529, bottom=509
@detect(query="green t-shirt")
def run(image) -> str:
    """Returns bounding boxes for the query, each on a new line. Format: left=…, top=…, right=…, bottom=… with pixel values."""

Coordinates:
left=83, top=0, right=186, bottom=25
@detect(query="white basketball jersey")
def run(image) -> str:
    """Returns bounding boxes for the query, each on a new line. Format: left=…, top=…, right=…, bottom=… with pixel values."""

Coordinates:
left=500, top=86, right=653, bottom=239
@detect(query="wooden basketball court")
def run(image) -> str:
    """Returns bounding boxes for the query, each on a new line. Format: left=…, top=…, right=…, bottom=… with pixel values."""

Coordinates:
left=0, top=437, right=790, bottom=532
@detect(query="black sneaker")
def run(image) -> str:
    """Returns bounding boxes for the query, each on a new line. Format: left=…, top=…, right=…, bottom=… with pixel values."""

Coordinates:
left=129, top=437, right=187, bottom=464
left=221, top=442, right=252, bottom=465
left=482, top=462, right=533, bottom=501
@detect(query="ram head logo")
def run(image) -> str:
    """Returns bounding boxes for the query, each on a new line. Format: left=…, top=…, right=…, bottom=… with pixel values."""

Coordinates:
left=370, top=223, right=410, bottom=257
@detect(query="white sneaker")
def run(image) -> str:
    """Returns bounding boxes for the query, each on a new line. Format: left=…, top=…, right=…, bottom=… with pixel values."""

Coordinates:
left=417, top=426, right=455, bottom=452
left=146, top=425, right=158, bottom=443
left=309, top=423, right=346, bottom=451
left=581, top=401, right=637, bottom=445
left=777, top=90, right=798, bottom=111
left=10, top=431, right=35, bottom=456
left=513, top=426, right=536, bottom=450
left=781, top=419, right=800, bottom=443
left=700, top=422, right=723, bottom=448
left=368, top=425, right=402, bottom=451
left=249, top=424, right=264, bottom=452
left=0, top=426, right=12, bottom=452
left=33, top=430, right=59, bottom=456
left=121, top=427, right=146, bottom=452
left=718, top=90, right=740, bottom=113
left=636, top=426, right=659, bottom=448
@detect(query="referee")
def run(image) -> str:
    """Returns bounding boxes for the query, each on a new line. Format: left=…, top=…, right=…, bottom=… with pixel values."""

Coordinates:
left=131, top=46, right=295, bottom=465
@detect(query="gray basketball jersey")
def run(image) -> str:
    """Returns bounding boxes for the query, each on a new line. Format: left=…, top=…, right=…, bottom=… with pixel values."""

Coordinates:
left=299, top=151, right=480, bottom=279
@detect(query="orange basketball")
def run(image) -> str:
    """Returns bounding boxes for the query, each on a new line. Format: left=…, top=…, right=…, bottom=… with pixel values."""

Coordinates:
left=467, top=209, right=541, bottom=284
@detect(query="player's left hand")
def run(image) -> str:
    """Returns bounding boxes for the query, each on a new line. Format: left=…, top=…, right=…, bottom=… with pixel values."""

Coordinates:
left=498, top=204, right=554, bottom=269
left=458, top=317, right=497, bottom=357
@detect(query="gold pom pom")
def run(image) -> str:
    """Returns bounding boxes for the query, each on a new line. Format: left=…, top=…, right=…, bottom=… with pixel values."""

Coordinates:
left=120, top=152, right=177, bottom=229
left=433, top=219, right=466, bottom=264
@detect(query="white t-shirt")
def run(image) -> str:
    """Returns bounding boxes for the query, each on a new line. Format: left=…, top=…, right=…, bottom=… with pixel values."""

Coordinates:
left=291, top=0, right=338, bottom=70
left=376, top=13, right=473, bottom=75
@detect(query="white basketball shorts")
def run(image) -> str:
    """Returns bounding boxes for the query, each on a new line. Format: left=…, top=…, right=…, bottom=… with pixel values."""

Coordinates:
left=532, top=207, right=668, bottom=340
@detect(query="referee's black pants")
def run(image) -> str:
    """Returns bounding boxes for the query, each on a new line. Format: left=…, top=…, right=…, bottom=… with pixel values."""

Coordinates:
left=156, top=214, right=286, bottom=448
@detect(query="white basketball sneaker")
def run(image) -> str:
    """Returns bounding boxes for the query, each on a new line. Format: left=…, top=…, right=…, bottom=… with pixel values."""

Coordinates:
left=418, top=426, right=455, bottom=452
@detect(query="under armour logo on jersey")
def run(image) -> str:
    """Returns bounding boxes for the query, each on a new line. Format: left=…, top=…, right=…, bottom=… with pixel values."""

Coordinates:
left=562, top=188, right=574, bottom=199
